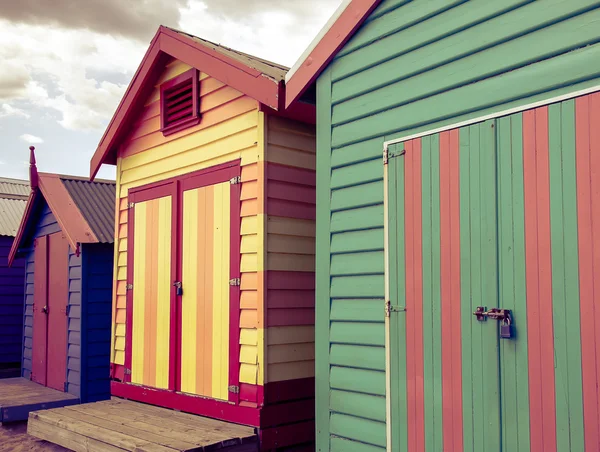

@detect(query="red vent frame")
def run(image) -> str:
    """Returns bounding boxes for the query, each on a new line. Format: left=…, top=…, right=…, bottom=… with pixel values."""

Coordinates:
left=160, top=68, right=200, bottom=136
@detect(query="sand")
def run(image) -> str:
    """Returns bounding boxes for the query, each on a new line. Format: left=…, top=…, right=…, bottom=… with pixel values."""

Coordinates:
left=0, top=422, right=67, bottom=451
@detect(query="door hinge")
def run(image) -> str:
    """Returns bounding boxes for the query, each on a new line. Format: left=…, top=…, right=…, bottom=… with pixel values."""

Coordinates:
left=128, top=202, right=135, bottom=209
left=63, top=382, right=68, bottom=392
left=229, top=278, right=241, bottom=286
left=124, top=368, right=132, bottom=375
left=230, top=176, right=241, bottom=185
left=385, top=301, right=406, bottom=317
left=228, top=385, right=240, bottom=394
left=65, top=305, right=70, bottom=317
left=126, top=283, right=133, bottom=291
left=383, top=146, right=406, bottom=165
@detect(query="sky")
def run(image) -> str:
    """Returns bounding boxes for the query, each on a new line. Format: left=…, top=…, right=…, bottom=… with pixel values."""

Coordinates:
left=0, top=0, right=342, bottom=181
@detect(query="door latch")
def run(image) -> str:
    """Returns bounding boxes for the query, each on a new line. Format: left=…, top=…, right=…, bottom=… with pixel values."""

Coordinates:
left=173, top=281, right=183, bottom=296
left=473, top=307, right=513, bottom=339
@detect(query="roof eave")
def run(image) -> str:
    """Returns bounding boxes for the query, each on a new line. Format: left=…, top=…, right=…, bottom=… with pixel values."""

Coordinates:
left=90, top=26, right=284, bottom=179
left=284, top=0, right=382, bottom=109
left=8, top=189, right=36, bottom=266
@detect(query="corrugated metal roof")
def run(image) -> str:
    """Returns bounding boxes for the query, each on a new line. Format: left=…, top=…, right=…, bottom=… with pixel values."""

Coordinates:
left=0, top=177, right=29, bottom=198
left=0, top=178, right=29, bottom=237
left=60, top=177, right=116, bottom=244
left=168, top=27, right=289, bottom=82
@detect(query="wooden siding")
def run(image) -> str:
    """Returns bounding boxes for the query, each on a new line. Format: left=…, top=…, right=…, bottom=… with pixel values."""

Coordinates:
left=66, top=245, right=82, bottom=397
left=81, top=243, right=113, bottom=403
left=316, top=1, right=600, bottom=450
left=265, top=115, right=316, bottom=385
left=111, top=59, right=263, bottom=391
left=0, top=235, right=24, bottom=367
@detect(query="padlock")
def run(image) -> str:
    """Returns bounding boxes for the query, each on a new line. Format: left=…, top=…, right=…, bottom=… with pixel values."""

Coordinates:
left=500, top=317, right=512, bottom=339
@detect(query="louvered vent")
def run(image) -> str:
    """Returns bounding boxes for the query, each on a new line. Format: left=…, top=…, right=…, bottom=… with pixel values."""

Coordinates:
left=160, top=68, right=200, bottom=135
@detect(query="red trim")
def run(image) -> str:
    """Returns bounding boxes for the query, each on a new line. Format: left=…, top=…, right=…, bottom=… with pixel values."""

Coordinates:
left=240, top=383, right=259, bottom=405
left=31, top=235, right=48, bottom=386
left=259, top=420, right=315, bottom=450
left=523, top=107, right=557, bottom=452
left=284, top=0, right=382, bottom=108
left=90, top=25, right=282, bottom=179
left=8, top=189, right=37, bottom=266
left=439, top=130, right=464, bottom=451
left=229, top=174, right=242, bottom=404
left=170, top=180, right=180, bottom=391
left=404, top=138, right=425, bottom=452
left=160, top=68, right=200, bottom=136
left=111, top=363, right=125, bottom=382
left=576, top=93, right=600, bottom=452
left=124, top=189, right=135, bottom=383
left=111, top=381, right=260, bottom=427
left=264, top=378, right=315, bottom=405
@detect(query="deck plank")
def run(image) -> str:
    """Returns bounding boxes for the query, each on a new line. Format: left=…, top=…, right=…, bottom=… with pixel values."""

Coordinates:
left=69, top=402, right=233, bottom=447
left=27, top=398, right=259, bottom=452
left=28, top=416, right=123, bottom=452
left=61, top=406, right=202, bottom=451
left=0, top=378, right=79, bottom=422
left=30, top=410, right=178, bottom=452
left=111, top=399, right=254, bottom=437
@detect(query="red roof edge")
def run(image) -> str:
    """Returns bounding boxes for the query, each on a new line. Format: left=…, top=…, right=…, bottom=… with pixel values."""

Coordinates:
left=284, top=0, right=381, bottom=109
left=8, top=189, right=36, bottom=266
left=8, top=173, right=100, bottom=265
left=90, top=26, right=283, bottom=180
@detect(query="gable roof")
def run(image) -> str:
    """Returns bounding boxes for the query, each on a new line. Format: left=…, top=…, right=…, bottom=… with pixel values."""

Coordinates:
left=0, top=178, right=29, bottom=237
left=9, top=173, right=116, bottom=265
left=285, top=0, right=381, bottom=108
left=90, top=26, right=289, bottom=179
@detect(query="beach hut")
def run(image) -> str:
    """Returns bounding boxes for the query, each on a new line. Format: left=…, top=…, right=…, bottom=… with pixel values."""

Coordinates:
left=285, top=1, right=600, bottom=450
left=1, top=149, right=115, bottom=422
left=0, top=178, right=28, bottom=378
left=88, top=27, right=316, bottom=450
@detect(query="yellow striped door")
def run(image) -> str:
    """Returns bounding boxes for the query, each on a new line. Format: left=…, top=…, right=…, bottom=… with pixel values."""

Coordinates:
left=130, top=196, right=172, bottom=389
left=180, top=182, right=231, bottom=399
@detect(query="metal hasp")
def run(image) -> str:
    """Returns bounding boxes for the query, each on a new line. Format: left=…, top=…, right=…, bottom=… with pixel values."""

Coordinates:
left=473, top=307, right=513, bottom=339
left=173, top=281, right=183, bottom=296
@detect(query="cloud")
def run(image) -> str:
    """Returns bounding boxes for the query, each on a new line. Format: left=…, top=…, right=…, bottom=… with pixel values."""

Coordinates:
left=0, top=0, right=190, bottom=41
left=179, top=0, right=342, bottom=67
left=0, top=63, right=31, bottom=100
left=0, top=20, right=143, bottom=131
left=20, top=134, right=44, bottom=144
left=0, top=103, right=30, bottom=119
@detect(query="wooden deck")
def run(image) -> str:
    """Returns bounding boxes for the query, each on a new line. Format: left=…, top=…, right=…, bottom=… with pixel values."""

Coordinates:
left=0, top=378, right=79, bottom=423
left=28, top=398, right=259, bottom=451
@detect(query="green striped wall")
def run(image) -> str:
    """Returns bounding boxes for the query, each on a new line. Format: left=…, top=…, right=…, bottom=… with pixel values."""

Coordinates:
left=315, top=0, right=600, bottom=450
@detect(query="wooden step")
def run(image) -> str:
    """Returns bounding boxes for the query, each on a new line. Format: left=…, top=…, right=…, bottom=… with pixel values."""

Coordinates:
left=28, top=398, right=259, bottom=452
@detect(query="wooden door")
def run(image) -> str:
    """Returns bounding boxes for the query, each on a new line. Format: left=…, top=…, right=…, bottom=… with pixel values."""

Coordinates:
left=178, top=174, right=239, bottom=401
left=46, top=232, right=69, bottom=391
left=32, top=236, right=48, bottom=385
left=385, top=123, right=502, bottom=452
left=125, top=162, right=241, bottom=403
left=127, top=184, right=175, bottom=390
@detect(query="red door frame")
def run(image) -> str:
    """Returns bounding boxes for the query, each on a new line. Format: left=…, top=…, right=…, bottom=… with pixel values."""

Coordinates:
left=46, top=232, right=69, bottom=391
left=32, top=236, right=48, bottom=386
left=121, top=160, right=243, bottom=414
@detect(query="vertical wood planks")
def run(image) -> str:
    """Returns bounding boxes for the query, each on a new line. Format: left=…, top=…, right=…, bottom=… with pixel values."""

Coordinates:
left=576, top=92, right=600, bottom=452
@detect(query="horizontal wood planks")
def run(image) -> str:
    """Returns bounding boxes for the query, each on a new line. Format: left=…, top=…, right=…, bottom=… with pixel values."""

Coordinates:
left=0, top=235, right=24, bottom=369
left=28, top=398, right=258, bottom=452
left=0, top=378, right=78, bottom=422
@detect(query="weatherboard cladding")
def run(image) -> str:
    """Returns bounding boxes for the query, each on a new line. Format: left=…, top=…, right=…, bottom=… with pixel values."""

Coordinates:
left=61, top=178, right=116, bottom=244
left=316, top=0, right=600, bottom=450
left=20, top=195, right=112, bottom=403
left=0, top=235, right=25, bottom=366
